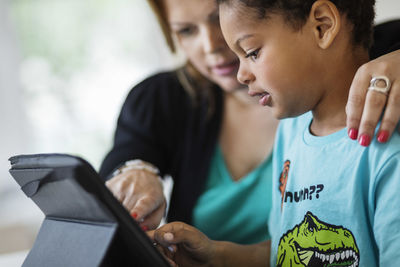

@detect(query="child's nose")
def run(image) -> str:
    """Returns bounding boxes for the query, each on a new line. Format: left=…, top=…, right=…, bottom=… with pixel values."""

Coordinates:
left=237, top=64, right=254, bottom=85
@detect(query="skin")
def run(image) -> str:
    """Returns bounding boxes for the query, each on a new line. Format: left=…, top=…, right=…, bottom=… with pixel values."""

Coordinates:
left=347, top=49, right=400, bottom=145
left=149, top=1, right=399, bottom=266
left=107, top=0, right=278, bottom=230
left=148, top=222, right=270, bottom=267
left=105, top=0, right=400, bottom=232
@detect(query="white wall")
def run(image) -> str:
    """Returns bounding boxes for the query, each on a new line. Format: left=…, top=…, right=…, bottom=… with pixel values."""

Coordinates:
left=376, top=0, right=400, bottom=23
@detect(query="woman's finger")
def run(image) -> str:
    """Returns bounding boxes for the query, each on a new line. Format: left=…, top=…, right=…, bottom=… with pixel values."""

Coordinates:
left=377, top=81, right=400, bottom=142
left=357, top=89, right=388, bottom=146
left=138, top=198, right=167, bottom=230
left=346, top=66, right=370, bottom=139
left=133, top=193, right=165, bottom=219
left=106, top=177, right=127, bottom=204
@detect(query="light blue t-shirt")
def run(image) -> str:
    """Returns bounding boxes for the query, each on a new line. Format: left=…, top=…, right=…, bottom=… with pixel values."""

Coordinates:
left=193, top=145, right=272, bottom=244
left=269, top=112, right=400, bottom=266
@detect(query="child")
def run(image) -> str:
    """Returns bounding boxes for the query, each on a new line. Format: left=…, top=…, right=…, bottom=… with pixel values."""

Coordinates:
left=150, top=1, right=400, bottom=266
left=218, top=0, right=400, bottom=266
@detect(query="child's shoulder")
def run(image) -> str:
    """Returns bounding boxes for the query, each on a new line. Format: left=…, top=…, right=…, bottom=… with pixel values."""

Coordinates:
left=370, top=129, right=400, bottom=154
left=276, top=112, right=312, bottom=147
left=367, top=129, right=400, bottom=175
left=278, top=112, right=312, bottom=132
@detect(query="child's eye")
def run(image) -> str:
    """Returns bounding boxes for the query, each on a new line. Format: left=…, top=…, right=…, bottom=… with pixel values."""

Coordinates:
left=245, top=49, right=260, bottom=61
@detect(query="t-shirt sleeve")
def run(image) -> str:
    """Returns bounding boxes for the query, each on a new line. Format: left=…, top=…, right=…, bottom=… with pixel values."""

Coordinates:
left=373, top=151, right=400, bottom=265
left=99, top=73, right=185, bottom=179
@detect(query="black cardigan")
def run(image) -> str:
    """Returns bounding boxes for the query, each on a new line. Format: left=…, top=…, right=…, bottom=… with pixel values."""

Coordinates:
left=100, top=21, right=400, bottom=225
left=99, top=72, right=224, bottom=223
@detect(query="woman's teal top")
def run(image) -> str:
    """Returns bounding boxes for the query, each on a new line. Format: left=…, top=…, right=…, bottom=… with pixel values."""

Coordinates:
left=192, top=145, right=272, bottom=244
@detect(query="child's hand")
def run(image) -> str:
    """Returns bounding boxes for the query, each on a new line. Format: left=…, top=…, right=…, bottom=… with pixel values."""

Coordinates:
left=346, top=49, right=400, bottom=146
left=148, top=222, right=217, bottom=267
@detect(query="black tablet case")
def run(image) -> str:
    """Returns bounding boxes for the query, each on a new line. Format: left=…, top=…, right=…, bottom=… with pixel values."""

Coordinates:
left=9, top=153, right=171, bottom=267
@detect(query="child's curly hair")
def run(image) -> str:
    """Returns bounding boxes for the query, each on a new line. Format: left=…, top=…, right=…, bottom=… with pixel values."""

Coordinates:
left=217, top=0, right=375, bottom=48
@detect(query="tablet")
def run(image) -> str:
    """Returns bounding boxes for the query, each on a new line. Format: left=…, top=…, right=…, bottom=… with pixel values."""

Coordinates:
left=9, top=153, right=171, bottom=267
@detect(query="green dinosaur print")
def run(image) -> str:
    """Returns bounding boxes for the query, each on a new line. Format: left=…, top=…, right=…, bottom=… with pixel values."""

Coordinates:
left=277, top=212, right=359, bottom=267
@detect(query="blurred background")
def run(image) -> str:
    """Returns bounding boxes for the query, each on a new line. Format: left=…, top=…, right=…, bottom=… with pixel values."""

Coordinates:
left=0, top=0, right=398, bottom=265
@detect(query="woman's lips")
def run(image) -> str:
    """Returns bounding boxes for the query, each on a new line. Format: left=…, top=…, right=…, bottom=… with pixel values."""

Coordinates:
left=211, top=61, right=239, bottom=76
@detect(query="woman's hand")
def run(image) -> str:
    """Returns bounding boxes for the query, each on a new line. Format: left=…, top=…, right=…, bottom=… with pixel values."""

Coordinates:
left=346, top=49, right=400, bottom=146
left=106, top=169, right=166, bottom=230
left=148, top=222, right=217, bottom=267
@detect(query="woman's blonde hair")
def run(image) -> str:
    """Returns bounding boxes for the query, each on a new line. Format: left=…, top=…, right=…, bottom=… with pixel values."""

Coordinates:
left=147, top=0, right=176, bottom=53
left=147, top=0, right=216, bottom=112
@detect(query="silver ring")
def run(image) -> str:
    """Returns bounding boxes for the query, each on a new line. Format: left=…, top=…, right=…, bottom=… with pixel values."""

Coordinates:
left=368, top=76, right=391, bottom=95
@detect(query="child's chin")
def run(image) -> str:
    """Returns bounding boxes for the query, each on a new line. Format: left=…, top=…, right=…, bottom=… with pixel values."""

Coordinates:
left=273, top=108, right=288, bottom=120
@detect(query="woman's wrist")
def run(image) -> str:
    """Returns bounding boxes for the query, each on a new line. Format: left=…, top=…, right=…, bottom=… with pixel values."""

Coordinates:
left=112, top=159, right=160, bottom=177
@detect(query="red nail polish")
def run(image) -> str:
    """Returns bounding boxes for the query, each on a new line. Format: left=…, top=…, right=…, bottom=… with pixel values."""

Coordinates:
left=359, top=134, right=371, bottom=147
left=141, top=226, right=148, bottom=231
left=377, top=130, right=389, bottom=143
left=348, top=128, right=358, bottom=140
left=131, top=212, right=138, bottom=219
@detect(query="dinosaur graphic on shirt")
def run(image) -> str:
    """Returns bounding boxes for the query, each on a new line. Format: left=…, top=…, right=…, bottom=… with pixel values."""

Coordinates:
left=277, top=212, right=359, bottom=267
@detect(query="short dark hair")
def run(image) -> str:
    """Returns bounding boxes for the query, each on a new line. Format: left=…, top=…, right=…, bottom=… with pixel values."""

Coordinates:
left=217, top=0, right=375, bottom=48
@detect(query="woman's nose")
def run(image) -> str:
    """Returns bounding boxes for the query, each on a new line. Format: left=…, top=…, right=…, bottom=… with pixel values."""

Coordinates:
left=202, top=26, right=225, bottom=54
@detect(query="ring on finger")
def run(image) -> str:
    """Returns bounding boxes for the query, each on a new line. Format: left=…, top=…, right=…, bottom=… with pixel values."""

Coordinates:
left=368, top=76, right=391, bottom=95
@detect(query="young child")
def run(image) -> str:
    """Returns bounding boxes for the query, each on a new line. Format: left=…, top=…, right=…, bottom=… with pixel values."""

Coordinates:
left=217, top=0, right=400, bottom=266
left=150, top=1, right=400, bottom=266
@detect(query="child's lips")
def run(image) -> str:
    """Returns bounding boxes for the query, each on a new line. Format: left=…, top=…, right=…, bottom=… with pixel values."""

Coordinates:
left=248, top=91, right=271, bottom=106
left=258, top=93, right=271, bottom=106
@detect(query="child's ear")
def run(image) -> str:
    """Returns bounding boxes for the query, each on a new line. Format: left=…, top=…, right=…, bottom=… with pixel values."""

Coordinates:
left=309, top=0, right=341, bottom=49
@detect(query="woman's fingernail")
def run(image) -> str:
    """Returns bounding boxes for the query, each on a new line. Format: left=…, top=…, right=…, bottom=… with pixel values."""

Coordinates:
left=377, top=130, right=389, bottom=143
left=141, top=226, right=148, bottom=231
left=359, top=134, right=371, bottom=146
left=131, top=212, right=138, bottom=219
left=348, top=128, right=358, bottom=140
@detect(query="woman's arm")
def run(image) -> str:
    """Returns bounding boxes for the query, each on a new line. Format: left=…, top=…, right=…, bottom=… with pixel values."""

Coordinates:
left=99, top=73, right=183, bottom=229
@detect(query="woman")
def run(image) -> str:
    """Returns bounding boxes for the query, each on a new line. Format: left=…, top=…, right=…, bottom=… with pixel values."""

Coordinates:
left=99, top=0, right=400, bottom=244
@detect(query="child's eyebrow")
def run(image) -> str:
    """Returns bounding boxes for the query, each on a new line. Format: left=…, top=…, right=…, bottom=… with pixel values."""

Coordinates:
left=236, top=34, right=254, bottom=48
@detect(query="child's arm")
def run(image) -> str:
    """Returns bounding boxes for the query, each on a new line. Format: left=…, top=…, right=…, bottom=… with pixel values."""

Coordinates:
left=149, top=221, right=270, bottom=267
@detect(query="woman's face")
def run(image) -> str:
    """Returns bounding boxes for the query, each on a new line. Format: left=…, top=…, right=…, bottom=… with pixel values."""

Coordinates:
left=163, top=0, right=242, bottom=91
